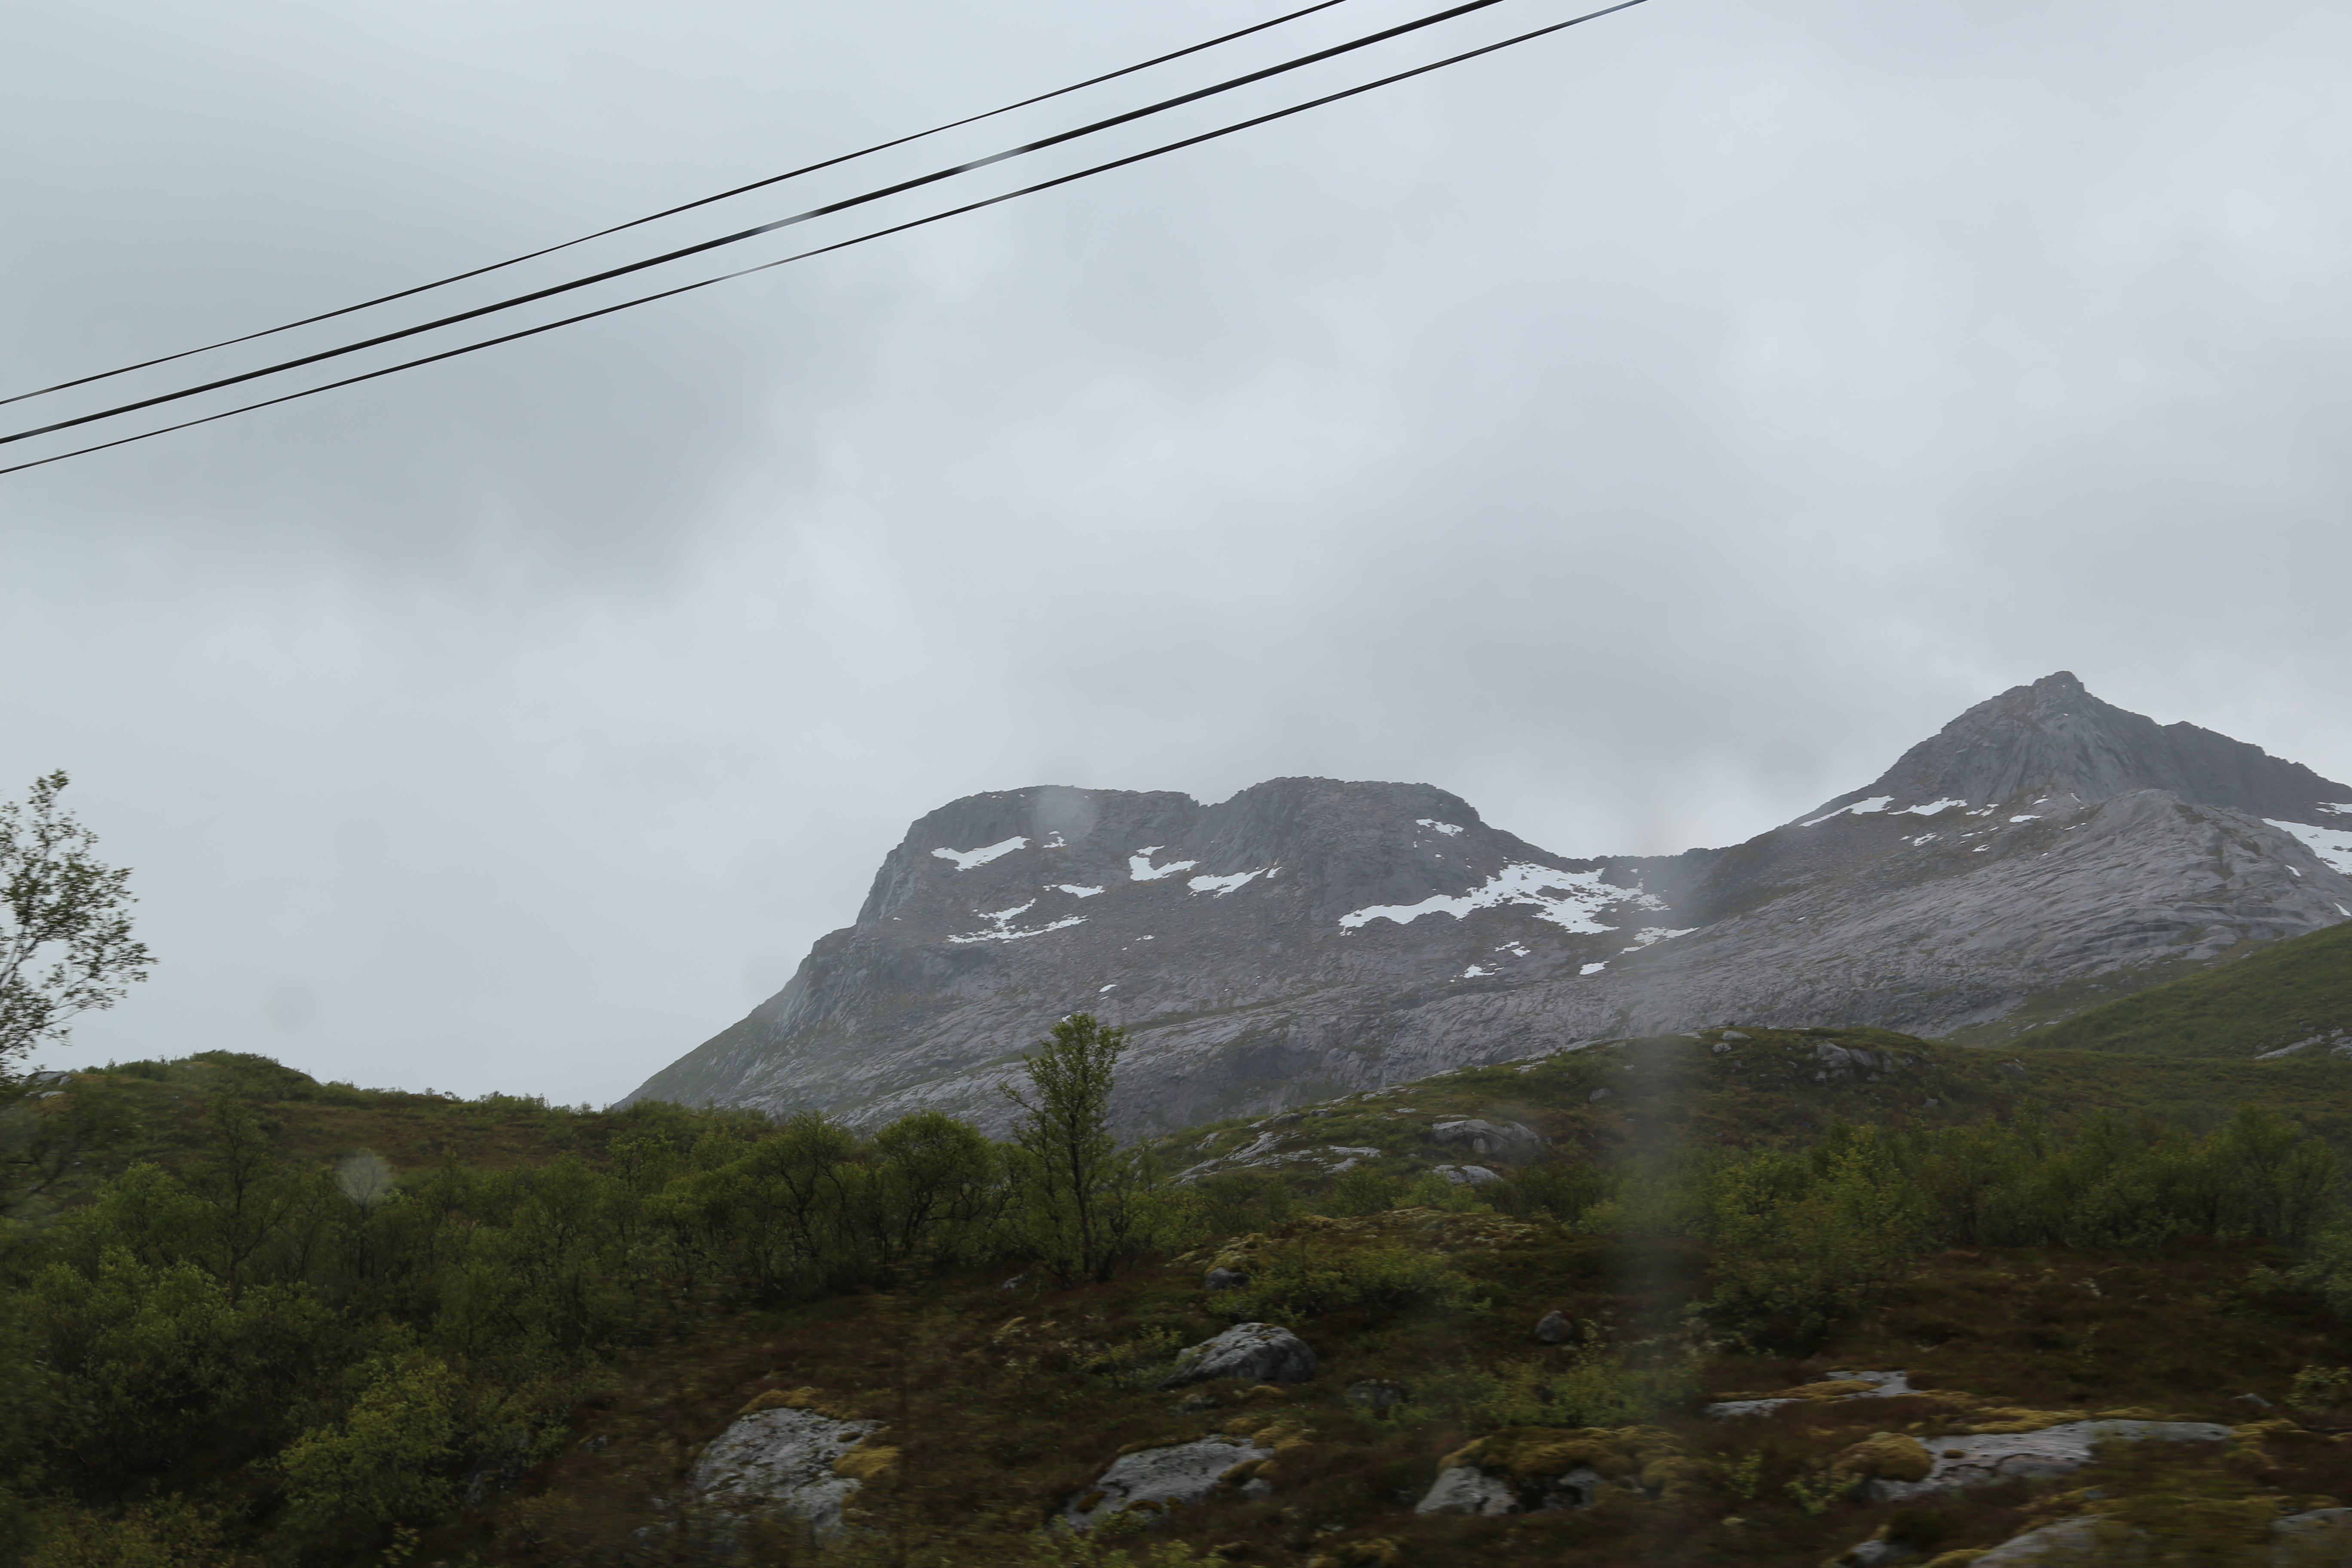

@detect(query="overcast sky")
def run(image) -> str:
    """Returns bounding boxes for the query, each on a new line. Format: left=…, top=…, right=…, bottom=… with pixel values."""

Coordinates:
left=4, top=0, right=2348, bottom=1104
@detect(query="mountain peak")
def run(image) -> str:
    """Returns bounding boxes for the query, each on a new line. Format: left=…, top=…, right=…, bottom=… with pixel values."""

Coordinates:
left=1800, top=673, right=2350, bottom=823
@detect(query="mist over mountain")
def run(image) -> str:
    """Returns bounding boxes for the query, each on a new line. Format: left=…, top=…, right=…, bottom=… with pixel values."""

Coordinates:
left=625, top=674, right=2352, bottom=1132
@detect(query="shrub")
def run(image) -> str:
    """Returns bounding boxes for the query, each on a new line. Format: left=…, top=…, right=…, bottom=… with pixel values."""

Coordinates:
left=1461, top=1349, right=1698, bottom=1430
left=1216, top=1242, right=1477, bottom=1322
left=276, top=1354, right=463, bottom=1531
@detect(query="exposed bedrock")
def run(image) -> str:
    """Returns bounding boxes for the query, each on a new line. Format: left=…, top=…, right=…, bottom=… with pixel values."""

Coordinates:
left=626, top=674, right=2352, bottom=1133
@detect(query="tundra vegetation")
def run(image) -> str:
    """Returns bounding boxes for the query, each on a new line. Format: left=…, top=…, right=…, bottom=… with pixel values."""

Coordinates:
left=4, top=1019, right=2352, bottom=1566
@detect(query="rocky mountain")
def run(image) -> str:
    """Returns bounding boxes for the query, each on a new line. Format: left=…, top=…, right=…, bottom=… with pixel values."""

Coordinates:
left=625, top=673, right=2352, bottom=1133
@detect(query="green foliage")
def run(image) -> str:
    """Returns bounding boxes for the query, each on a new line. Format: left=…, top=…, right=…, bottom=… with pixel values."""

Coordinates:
left=1182, top=1169, right=1297, bottom=1236
left=1322, top=1165, right=1408, bottom=1218
left=1398, top=1172, right=1491, bottom=1214
left=1783, top=1470, right=1847, bottom=1516
left=1002, top=1015, right=1158, bottom=1285
left=277, top=1354, right=463, bottom=1531
left=1460, top=1348, right=1698, bottom=1429
left=2032, top=917, right=2352, bottom=1059
left=22, top=1496, right=232, bottom=1568
left=1214, top=1241, right=1477, bottom=1322
left=2290, top=1364, right=2352, bottom=1413
left=1697, top=1127, right=1928, bottom=1343
left=0, top=772, right=153, bottom=1069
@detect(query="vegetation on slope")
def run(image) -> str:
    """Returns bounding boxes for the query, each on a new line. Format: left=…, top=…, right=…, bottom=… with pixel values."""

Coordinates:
left=6, top=1022, right=2352, bottom=1565
left=2022, top=918, right=2352, bottom=1060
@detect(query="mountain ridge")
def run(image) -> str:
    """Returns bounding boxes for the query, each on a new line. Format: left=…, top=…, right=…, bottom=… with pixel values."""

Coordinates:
left=626, top=675, right=2352, bottom=1132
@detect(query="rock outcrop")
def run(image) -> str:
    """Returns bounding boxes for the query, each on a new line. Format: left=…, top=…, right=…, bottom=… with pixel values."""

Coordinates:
left=1063, top=1436, right=1274, bottom=1530
left=689, top=1404, right=880, bottom=1538
left=627, top=674, right=2352, bottom=1133
left=1158, top=1323, right=1317, bottom=1389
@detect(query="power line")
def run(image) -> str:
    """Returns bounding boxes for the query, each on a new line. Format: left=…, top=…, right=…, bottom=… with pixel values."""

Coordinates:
left=1, top=0, right=1650, bottom=478
left=1, top=0, right=1532, bottom=453
left=0, top=0, right=1360, bottom=411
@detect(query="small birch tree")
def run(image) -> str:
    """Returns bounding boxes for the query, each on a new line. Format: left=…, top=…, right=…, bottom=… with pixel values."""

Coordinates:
left=1002, top=1014, right=1153, bottom=1283
left=2, top=772, right=153, bottom=1072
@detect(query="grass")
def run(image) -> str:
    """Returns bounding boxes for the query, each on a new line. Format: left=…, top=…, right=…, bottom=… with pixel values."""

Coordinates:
left=2022, top=919, right=2352, bottom=1060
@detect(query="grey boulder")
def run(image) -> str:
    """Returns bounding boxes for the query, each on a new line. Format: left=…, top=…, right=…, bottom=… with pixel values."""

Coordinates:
left=1064, top=1436, right=1273, bottom=1529
left=689, top=1406, right=880, bottom=1539
left=1430, top=1118, right=1543, bottom=1158
left=1534, top=1310, right=1574, bottom=1344
left=1867, top=1420, right=2232, bottom=1503
left=1158, top=1323, right=1317, bottom=1389
left=1415, top=1465, right=1519, bottom=1516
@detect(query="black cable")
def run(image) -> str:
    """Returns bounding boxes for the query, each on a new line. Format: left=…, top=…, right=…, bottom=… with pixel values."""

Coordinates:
left=0, top=0, right=1648, bottom=479
left=0, top=0, right=1361, bottom=411
left=1, top=0, right=1529, bottom=452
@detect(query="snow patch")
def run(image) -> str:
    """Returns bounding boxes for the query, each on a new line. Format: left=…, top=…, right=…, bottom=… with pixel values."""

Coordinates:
left=1801, top=796, right=1892, bottom=827
left=948, top=901, right=1088, bottom=944
left=2266, top=820, right=2352, bottom=877
left=1337, top=862, right=1660, bottom=934
left=1580, top=962, right=1608, bottom=976
left=1129, top=847, right=1198, bottom=882
left=932, top=837, right=1027, bottom=870
left=1627, top=926, right=1696, bottom=949
left=1057, top=884, right=1105, bottom=898
left=1903, top=799, right=1971, bottom=817
left=1416, top=819, right=1465, bottom=836
left=1188, top=868, right=1272, bottom=897
left=1461, top=964, right=1492, bottom=979
left=2009, top=814, right=2041, bottom=823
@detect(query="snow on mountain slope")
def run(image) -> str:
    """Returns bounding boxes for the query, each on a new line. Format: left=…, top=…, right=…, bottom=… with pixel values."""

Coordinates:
left=624, top=675, right=2352, bottom=1133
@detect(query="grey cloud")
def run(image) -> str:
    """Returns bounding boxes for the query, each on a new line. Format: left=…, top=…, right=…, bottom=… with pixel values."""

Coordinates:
left=3, top=0, right=2347, bottom=1102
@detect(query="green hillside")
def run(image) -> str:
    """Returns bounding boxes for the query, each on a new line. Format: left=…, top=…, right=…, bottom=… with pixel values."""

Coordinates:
left=2021, top=918, right=2352, bottom=1060
left=8, top=1025, right=2352, bottom=1568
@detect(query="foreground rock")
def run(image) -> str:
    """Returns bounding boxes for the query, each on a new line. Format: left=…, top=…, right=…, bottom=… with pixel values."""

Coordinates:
left=689, top=1403, right=881, bottom=1538
left=1866, top=1418, right=2233, bottom=1503
left=1158, top=1323, right=1317, bottom=1389
left=1703, top=1369, right=1914, bottom=1419
left=1415, top=1427, right=1706, bottom=1516
left=1063, top=1436, right=1274, bottom=1530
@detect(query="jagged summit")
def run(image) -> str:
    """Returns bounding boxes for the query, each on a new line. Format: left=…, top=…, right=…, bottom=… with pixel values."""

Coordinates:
left=627, top=678, right=2352, bottom=1133
left=1797, top=672, right=2352, bottom=825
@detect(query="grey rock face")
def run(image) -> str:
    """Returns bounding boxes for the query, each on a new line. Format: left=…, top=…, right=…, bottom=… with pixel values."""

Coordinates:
left=1703, top=1369, right=1912, bottom=1419
left=1430, top=1118, right=1543, bottom=1158
left=1063, top=1436, right=1272, bottom=1530
left=1415, top=1461, right=1616, bottom=1516
left=689, top=1406, right=879, bottom=1538
left=1158, top=1323, right=1317, bottom=1389
left=1432, top=1164, right=1501, bottom=1186
left=1415, top=1464, right=1519, bottom=1516
left=1865, top=1419, right=2232, bottom=1503
left=1968, top=1517, right=2132, bottom=1567
left=626, top=678, right=2352, bottom=1134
